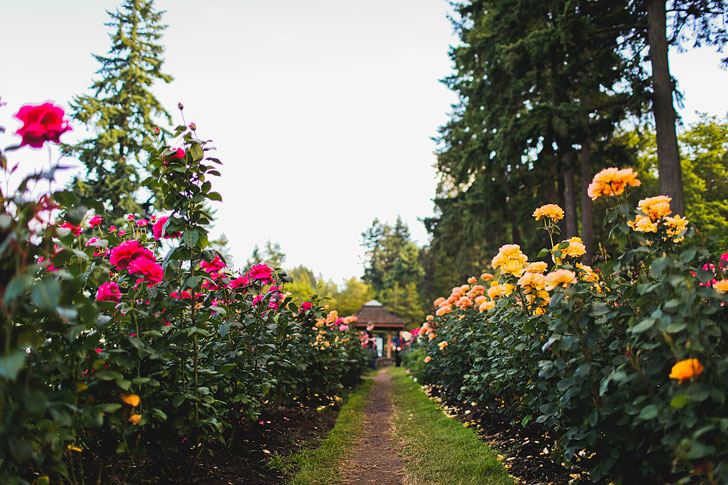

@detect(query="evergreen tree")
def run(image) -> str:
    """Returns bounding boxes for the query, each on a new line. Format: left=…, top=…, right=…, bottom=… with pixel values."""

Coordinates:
left=361, top=217, right=425, bottom=324
left=427, top=0, right=644, bottom=293
left=66, top=0, right=173, bottom=219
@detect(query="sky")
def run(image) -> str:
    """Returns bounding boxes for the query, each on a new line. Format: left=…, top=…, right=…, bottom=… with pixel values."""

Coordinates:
left=2, top=1, right=728, bottom=284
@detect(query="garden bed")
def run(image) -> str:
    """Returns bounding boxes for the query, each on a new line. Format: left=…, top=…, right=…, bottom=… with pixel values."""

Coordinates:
left=76, top=403, right=339, bottom=484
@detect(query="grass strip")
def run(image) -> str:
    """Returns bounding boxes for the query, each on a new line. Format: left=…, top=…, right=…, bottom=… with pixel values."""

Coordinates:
left=389, top=367, right=515, bottom=485
left=287, top=378, right=374, bottom=485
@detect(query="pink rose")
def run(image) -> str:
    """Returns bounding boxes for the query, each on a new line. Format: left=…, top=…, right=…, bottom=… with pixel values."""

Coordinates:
left=163, top=148, right=185, bottom=166
left=300, top=302, right=312, bottom=311
left=228, top=276, right=249, bottom=290
left=60, top=222, right=82, bottom=236
left=200, top=254, right=226, bottom=277
left=109, top=241, right=154, bottom=269
left=88, top=216, right=104, bottom=227
left=86, top=236, right=101, bottom=246
left=14, top=103, right=71, bottom=148
left=128, top=257, right=163, bottom=287
left=152, top=216, right=180, bottom=240
left=248, top=264, right=273, bottom=284
left=96, top=281, right=121, bottom=303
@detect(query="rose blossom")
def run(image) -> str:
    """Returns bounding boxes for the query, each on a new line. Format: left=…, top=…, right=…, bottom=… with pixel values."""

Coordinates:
left=14, top=103, right=71, bottom=148
left=248, top=264, right=273, bottom=284
left=96, top=282, right=121, bottom=303
left=152, top=216, right=180, bottom=240
left=128, top=257, right=163, bottom=287
left=200, top=254, right=226, bottom=278
left=88, top=216, right=104, bottom=227
left=109, top=240, right=154, bottom=269
left=228, top=276, right=249, bottom=289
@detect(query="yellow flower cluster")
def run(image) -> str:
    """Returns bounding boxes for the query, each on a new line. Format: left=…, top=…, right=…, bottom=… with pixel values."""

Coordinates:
left=517, top=271, right=550, bottom=315
left=629, top=196, right=689, bottom=242
left=491, top=244, right=528, bottom=277
left=587, top=167, right=641, bottom=200
left=553, top=237, right=586, bottom=264
left=533, top=204, right=564, bottom=223
left=544, top=269, right=577, bottom=291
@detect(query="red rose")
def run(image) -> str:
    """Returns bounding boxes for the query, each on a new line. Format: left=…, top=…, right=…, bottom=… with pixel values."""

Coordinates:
left=128, top=257, right=163, bottom=287
left=228, top=276, right=249, bottom=290
left=96, top=282, right=121, bottom=303
left=248, top=264, right=273, bottom=284
left=109, top=240, right=154, bottom=269
left=14, top=103, right=71, bottom=148
left=152, top=216, right=180, bottom=240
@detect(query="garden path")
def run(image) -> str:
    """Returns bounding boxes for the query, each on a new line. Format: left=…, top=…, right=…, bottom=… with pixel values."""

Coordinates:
left=341, top=368, right=406, bottom=485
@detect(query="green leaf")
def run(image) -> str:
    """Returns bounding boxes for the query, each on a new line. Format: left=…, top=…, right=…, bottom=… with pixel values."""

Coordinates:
left=649, top=257, right=670, bottom=278
left=639, top=404, right=659, bottom=420
left=670, top=394, right=690, bottom=409
left=0, top=350, right=27, bottom=381
left=189, top=143, right=204, bottom=161
left=679, top=247, right=698, bottom=263
left=3, top=274, right=34, bottom=303
left=31, top=279, right=61, bottom=310
left=97, top=403, right=122, bottom=413
left=182, top=229, right=199, bottom=247
left=630, top=318, right=655, bottom=334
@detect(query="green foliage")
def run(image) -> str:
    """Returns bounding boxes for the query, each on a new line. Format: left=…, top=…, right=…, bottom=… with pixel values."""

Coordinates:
left=361, top=217, right=425, bottom=324
left=330, top=277, right=374, bottom=317
left=624, top=117, right=728, bottom=251
left=65, top=0, right=173, bottom=220
left=410, top=182, right=728, bottom=483
left=0, top=112, right=367, bottom=482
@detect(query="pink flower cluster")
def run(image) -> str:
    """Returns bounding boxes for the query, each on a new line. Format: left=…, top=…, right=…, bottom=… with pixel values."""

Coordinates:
left=109, top=240, right=163, bottom=287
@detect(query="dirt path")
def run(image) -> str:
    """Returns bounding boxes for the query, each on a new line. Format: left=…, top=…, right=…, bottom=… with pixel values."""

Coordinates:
left=342, top=368, right=405, bottom=485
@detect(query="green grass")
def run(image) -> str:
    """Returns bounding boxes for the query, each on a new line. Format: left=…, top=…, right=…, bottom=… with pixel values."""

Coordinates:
left=286, top=378, right=374, bottom=485
left=389, top=367, right=515, bottom=485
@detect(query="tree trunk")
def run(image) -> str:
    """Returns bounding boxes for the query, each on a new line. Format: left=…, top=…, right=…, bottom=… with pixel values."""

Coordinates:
left=562, top=151, right=578, bottom=238
left=647, top=0, right=685, bottom=215
left=579, top=140, right=594, bottom=262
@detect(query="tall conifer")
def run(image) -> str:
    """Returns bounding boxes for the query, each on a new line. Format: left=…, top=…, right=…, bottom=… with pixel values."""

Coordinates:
left=67, top=0, right=173, bottom=219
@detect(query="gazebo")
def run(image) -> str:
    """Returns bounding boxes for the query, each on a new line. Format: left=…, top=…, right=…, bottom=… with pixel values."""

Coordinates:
left=355, top=299, right=407, bottom=359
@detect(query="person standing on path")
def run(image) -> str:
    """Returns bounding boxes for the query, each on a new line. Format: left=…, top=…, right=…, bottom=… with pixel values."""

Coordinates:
left=391, top=331, right=404, bottom=367
left=365, top=321, right=377, bottom=370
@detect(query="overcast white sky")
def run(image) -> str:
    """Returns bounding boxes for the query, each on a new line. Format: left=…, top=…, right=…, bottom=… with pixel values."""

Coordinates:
left=2, top=1, right=727, bottom=283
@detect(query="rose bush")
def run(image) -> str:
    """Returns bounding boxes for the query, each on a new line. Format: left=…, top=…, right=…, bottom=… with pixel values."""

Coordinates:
left=405, top=168, right=728, bottom=483
left=0, top=102, right=367, bottom=483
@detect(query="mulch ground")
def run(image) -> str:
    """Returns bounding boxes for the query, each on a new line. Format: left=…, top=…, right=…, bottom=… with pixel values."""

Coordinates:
left=75, top=402, right=339, bottom=484
left=342, top=369, right=405, bottom=485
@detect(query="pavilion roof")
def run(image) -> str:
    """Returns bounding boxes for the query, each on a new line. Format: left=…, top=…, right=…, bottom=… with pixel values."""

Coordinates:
left=355, top=301, right=406, bottom=328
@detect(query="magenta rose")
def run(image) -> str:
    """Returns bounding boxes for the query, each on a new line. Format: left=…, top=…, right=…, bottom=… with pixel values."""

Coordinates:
left=152, top=216, right=180, bottom=240
left=200, top=254, right=226, bottom=277
left=14, top=103, right=71, bottom=148
left=96, top=282, right=121, bottom=303
left=228, top=276, right=249, bottom=290
left=248, top=264, right=273, bottom=284
left=128, top=257, right=163, bottom=287
left=300, top=302, right=312, bottom=312
left=88, top=216, right=104, bottom=227
left=109, top=240, right=154, bottom=269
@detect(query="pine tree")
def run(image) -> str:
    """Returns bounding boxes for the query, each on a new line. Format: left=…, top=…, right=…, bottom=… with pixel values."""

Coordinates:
left=66, top=0, right=173, bottom=219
